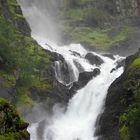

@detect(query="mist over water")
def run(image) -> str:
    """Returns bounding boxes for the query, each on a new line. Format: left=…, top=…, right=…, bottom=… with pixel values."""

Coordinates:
left=17, top=0, right=62, bottom=42
left=18, top=1, right=125, bottom=140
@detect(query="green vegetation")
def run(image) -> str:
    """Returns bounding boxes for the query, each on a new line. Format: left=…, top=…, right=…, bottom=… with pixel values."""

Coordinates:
left=129, top=57, right=140, bottom=68
left=0, top=97, right=29, bottom=140
left=61, top=0, right=136, bottom=50
left=63, top=24, right=133, bottom=50
left=119, top=59, right=140, bottom=140
left=0, top=0, right=53, bottom=112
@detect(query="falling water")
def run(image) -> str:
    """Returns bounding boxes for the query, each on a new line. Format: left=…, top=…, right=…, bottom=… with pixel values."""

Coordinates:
left=17, top=1, right=124, bottom=140
left=43, top=53, right=124, bottom=140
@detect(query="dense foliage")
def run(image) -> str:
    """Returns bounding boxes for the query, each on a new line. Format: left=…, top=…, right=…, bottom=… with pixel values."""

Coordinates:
left=119, top=59, right=140, bottom=140
left=0, top=97, right=29, bottom=140
left=0, top=0, right=52, bottom=112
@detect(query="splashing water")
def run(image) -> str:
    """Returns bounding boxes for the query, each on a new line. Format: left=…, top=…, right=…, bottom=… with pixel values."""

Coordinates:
left=28, top=48, right=124, bottom=140
left=17, top=1, right=124, bottom=140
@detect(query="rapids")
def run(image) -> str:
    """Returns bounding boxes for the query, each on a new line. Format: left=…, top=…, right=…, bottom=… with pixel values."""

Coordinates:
left=17, top=1, right=124, bottom=140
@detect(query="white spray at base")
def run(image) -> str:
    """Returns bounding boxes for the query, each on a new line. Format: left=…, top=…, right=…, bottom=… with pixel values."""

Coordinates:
left=27, top=42, right=124, bottom=140
left=17, top=1, right=124, bottom=140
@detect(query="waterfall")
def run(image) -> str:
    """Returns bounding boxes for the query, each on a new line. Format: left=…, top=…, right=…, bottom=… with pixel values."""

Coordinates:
left=28, top=52, right=123, bottom=140
left=17, top=0, right=62, bottom=42
left=17, top=1, right=124, bottom=140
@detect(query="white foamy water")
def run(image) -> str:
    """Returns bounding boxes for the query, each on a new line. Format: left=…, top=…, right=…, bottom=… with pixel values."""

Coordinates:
left=18, top=1, right=124, bottom=140
left=28, top=48, right=124, bottom=140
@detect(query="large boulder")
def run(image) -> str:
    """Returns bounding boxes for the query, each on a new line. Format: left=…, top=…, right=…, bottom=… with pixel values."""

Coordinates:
left=70, top=68, right=100, bottom=95
left=85, top=53, right=104, bottom=66
left=103, top=53, right=115, bottom=60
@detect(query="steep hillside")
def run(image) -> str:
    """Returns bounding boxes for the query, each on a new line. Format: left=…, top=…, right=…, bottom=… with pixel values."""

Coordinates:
left=60, top=0, right=140, bottom=56
left=0, top=0, right=71, bottom=119
left=0, top=0, right=51, bottom=111
left=98, top=49, right=140, bottom=140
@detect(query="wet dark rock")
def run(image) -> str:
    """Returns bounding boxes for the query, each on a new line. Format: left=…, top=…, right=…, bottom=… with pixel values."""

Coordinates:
left=14, top=17, right=31, bottom=36
left=70, top=68, right=100, bottom=95
left=97, top=49, right=140, bottom=140
left=85, top=53, right=104, bottom=66
left=110, top=59, right=125, bottom=73
left=73, top=60, right=84, bottom=72
left=103, top=53, right=115, bottom=60
left=69, top=50, right=81, bottom=57
left=96, top=73, right=130, bottom=140
left=45, top=49, right=64, bottom=62
left=116, top=59, right=125, bottom=70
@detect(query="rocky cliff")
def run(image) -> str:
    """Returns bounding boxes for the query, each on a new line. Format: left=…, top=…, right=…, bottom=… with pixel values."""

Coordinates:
left=0, top=0, right=71, bottom=135
left=0, top=0, right=97, bottom=122
left=0, top=0, right=75, bottom=118
left=97, top=49, right=140, bottom=140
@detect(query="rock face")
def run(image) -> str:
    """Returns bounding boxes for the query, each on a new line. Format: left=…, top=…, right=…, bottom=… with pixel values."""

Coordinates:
left=85, top=53, right=104, bottom=66
left=0, top=0, right=31, bottom=35
left=0, top=97, right=29, bottom=140
left=70, top=68, right=100, bottom=95
left=97, top=49, right=140, bottom=140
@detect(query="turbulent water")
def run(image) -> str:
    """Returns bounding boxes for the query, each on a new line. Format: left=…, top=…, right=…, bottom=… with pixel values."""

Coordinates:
left=18, top=1, right=124, bottom=140
left=28, top=45, right=124, bottom=140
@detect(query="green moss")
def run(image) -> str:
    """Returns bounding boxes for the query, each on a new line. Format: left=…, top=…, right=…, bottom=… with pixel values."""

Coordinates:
left=119, top=125, right=130, bottom=140
left=16, top=87, right=33, bottom=107
left=0, top=132, right=22, bottom=140
left=15, top=14, right=25, bottom=19
left=0, top=131, right=29, bottom=140
left=0, top=97, right=29, bottom=138
left=119, top=56, right=140, bottom=140
left=129, top=57, right=140, bottom=68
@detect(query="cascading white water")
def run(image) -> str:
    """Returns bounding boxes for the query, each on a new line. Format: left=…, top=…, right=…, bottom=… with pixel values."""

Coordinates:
left=28, top=49, right=124, bottom=140
left=43, top=54, right=124, bottom=140
left=17, top=1, right=125, bottom=140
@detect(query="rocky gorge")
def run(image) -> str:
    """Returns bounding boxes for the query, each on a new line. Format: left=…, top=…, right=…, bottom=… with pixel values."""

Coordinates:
left=0, top=0, right=140, bottom=140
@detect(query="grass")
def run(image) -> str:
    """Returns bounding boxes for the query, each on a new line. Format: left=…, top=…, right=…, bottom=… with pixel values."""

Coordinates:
left=65, top=25, right=133, bottom=50
left=129, top=57, right=140, bottom=68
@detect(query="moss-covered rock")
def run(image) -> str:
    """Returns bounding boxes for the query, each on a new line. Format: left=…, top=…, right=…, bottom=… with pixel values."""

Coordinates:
left=0, top=0, right=31, bottom=35
left=98, top=49, right=140, bottom=140
left=0, top=97, right=29, bottom=140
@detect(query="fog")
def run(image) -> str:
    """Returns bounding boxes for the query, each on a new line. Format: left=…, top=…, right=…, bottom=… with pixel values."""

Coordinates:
left=17, top=0, right=62, bottom=43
